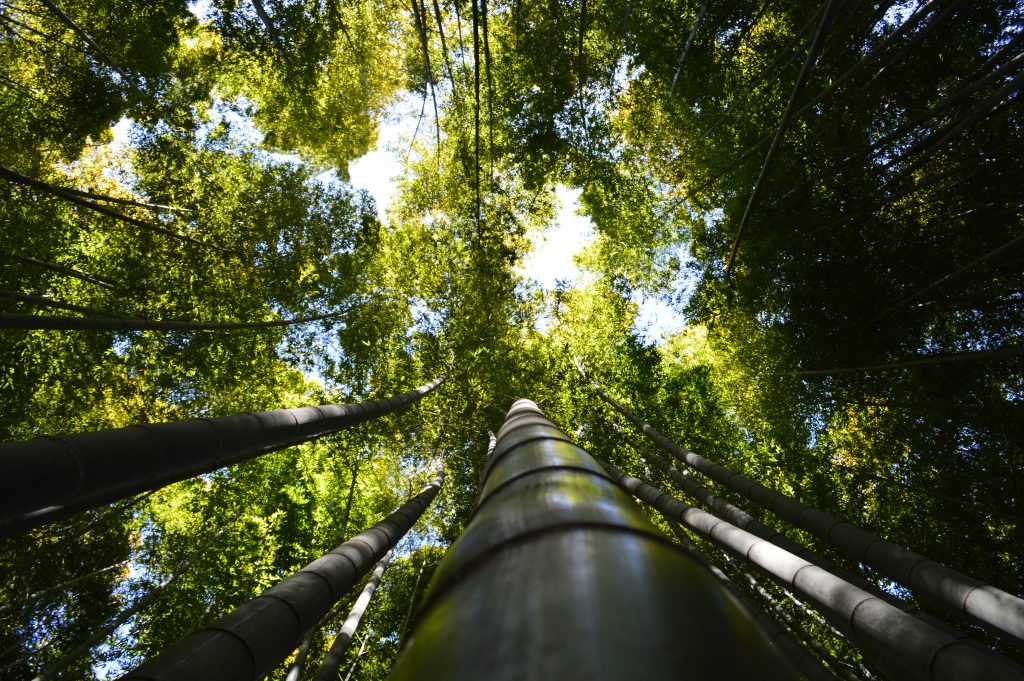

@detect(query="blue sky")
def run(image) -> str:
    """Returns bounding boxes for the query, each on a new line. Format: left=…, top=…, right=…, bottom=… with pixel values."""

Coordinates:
left=347, top=101, right=686, bottom=343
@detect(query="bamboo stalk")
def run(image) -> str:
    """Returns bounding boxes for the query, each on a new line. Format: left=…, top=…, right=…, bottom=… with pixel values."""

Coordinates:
left=312, top=550, right=394, bottom=681
left=605, top=463, right=1022, bottom=681
left=118, top=473, right=443, bottom=680
left=388, top=399, right=796, bottom=681
left=0, top=375, right=447, bottom=536
left=581, top=364, right=1024, bottom=645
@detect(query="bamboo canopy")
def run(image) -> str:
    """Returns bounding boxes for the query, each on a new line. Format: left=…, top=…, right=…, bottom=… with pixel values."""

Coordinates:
left=582, top=366, right=1024, bottom=646
left=388, top=398, right=796, bottom=681
left=118, top=471, right=444, bottom=680
left=0, top=374, right=447, bottom=538
left=604, top=462, right=1023, bottom=681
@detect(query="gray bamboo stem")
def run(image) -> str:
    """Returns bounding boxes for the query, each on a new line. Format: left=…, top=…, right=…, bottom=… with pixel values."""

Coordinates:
left=582, top=364, right=1024, bottom=645
left=728, top=564, right=870, bottom=681
left=618, top=432, right=998, bottom=654
left=312, top=550, right=394, bottom=681
left=118, top=472, right=443, bottom=680
left=604, top=462, right=1022, bottom=681
left=284, top=588, right=362, bottom=681
left=342, top=631, right=370, bottom=681
left=0, top=375, right=447, bottom=536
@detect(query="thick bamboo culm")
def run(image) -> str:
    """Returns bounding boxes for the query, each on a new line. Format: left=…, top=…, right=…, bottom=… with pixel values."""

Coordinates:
left=388, top=399, right=797, bottom=681
left=604, top=462, right=1023, bottom=681
left=659, top=514, right=840, bottom=681
left=312, top=550, right=394, bottom=681
left=584, top=369, right=1024, bottom=645
left=0, top=375, right=446, bottom=538
left=118, top=472, right=444, bottom=680
left=617, top=430, right=1001, bottom=656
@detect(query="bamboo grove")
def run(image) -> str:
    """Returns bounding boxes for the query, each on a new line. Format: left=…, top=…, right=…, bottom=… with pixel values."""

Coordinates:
left=0, top=0, right=1021, bottom=678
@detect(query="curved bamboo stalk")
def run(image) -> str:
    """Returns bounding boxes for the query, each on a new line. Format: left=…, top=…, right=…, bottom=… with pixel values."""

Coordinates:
left=0, top=166, right=238, bottom=255
left=605, top=463, right=1023, bottom=681
left=581, top=364, right=1024, bottom=645
left=0, top=375, right=447, bottom=537
left=0, top=249, right=126, bottom=293
left=0, top=304, right=351, bottom=332
left=118, top=472, right=443, bottom=680
left=388, top=399, right=796, bottom=681
left=312, top=550, right=394, bottom=681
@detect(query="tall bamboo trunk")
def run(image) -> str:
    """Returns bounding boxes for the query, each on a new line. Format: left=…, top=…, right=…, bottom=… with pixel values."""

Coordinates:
left=604, top=462, right=1023, bottom=681
left=118, top=471, right=443, bottom=680
left=617, top=431, right=996, bottom=650
left=0, top=375, right=447, bottom=537
left=387, top=399, right=795, bottom=681
left=312, top=550, right=394, bottom=681
left=582, top=366, right=1024, bottom=645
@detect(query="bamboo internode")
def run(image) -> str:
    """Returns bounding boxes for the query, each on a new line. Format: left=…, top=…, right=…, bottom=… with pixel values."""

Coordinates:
left=0, top=375, right=447, bottom=537
left=119, top=472, right=444, bottom=681
left=389, top=399, right=796, bottom=681
left=585, top=370, right=1024, bottom=645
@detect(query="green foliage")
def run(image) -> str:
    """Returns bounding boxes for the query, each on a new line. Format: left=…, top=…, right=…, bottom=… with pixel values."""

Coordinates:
left=1, top=0, right=1022, bottom=676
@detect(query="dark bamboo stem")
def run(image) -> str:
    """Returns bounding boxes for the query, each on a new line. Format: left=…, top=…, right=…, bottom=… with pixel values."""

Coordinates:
left=0, top=375, right=447, bottom=537
left=117, top=474, right=443, bottom=680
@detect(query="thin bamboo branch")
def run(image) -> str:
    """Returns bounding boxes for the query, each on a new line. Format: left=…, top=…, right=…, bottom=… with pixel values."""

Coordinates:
left=0, top=165, right=239, bottom=255
left=724, top=0, right=842, bottom=275
left=0, top=249, right=126, bottom=293
left=312, top=550, right=394, bottom=681
left=668, top=0, right=707, bottom=99
left=32, top=515, right=239, bottom=680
